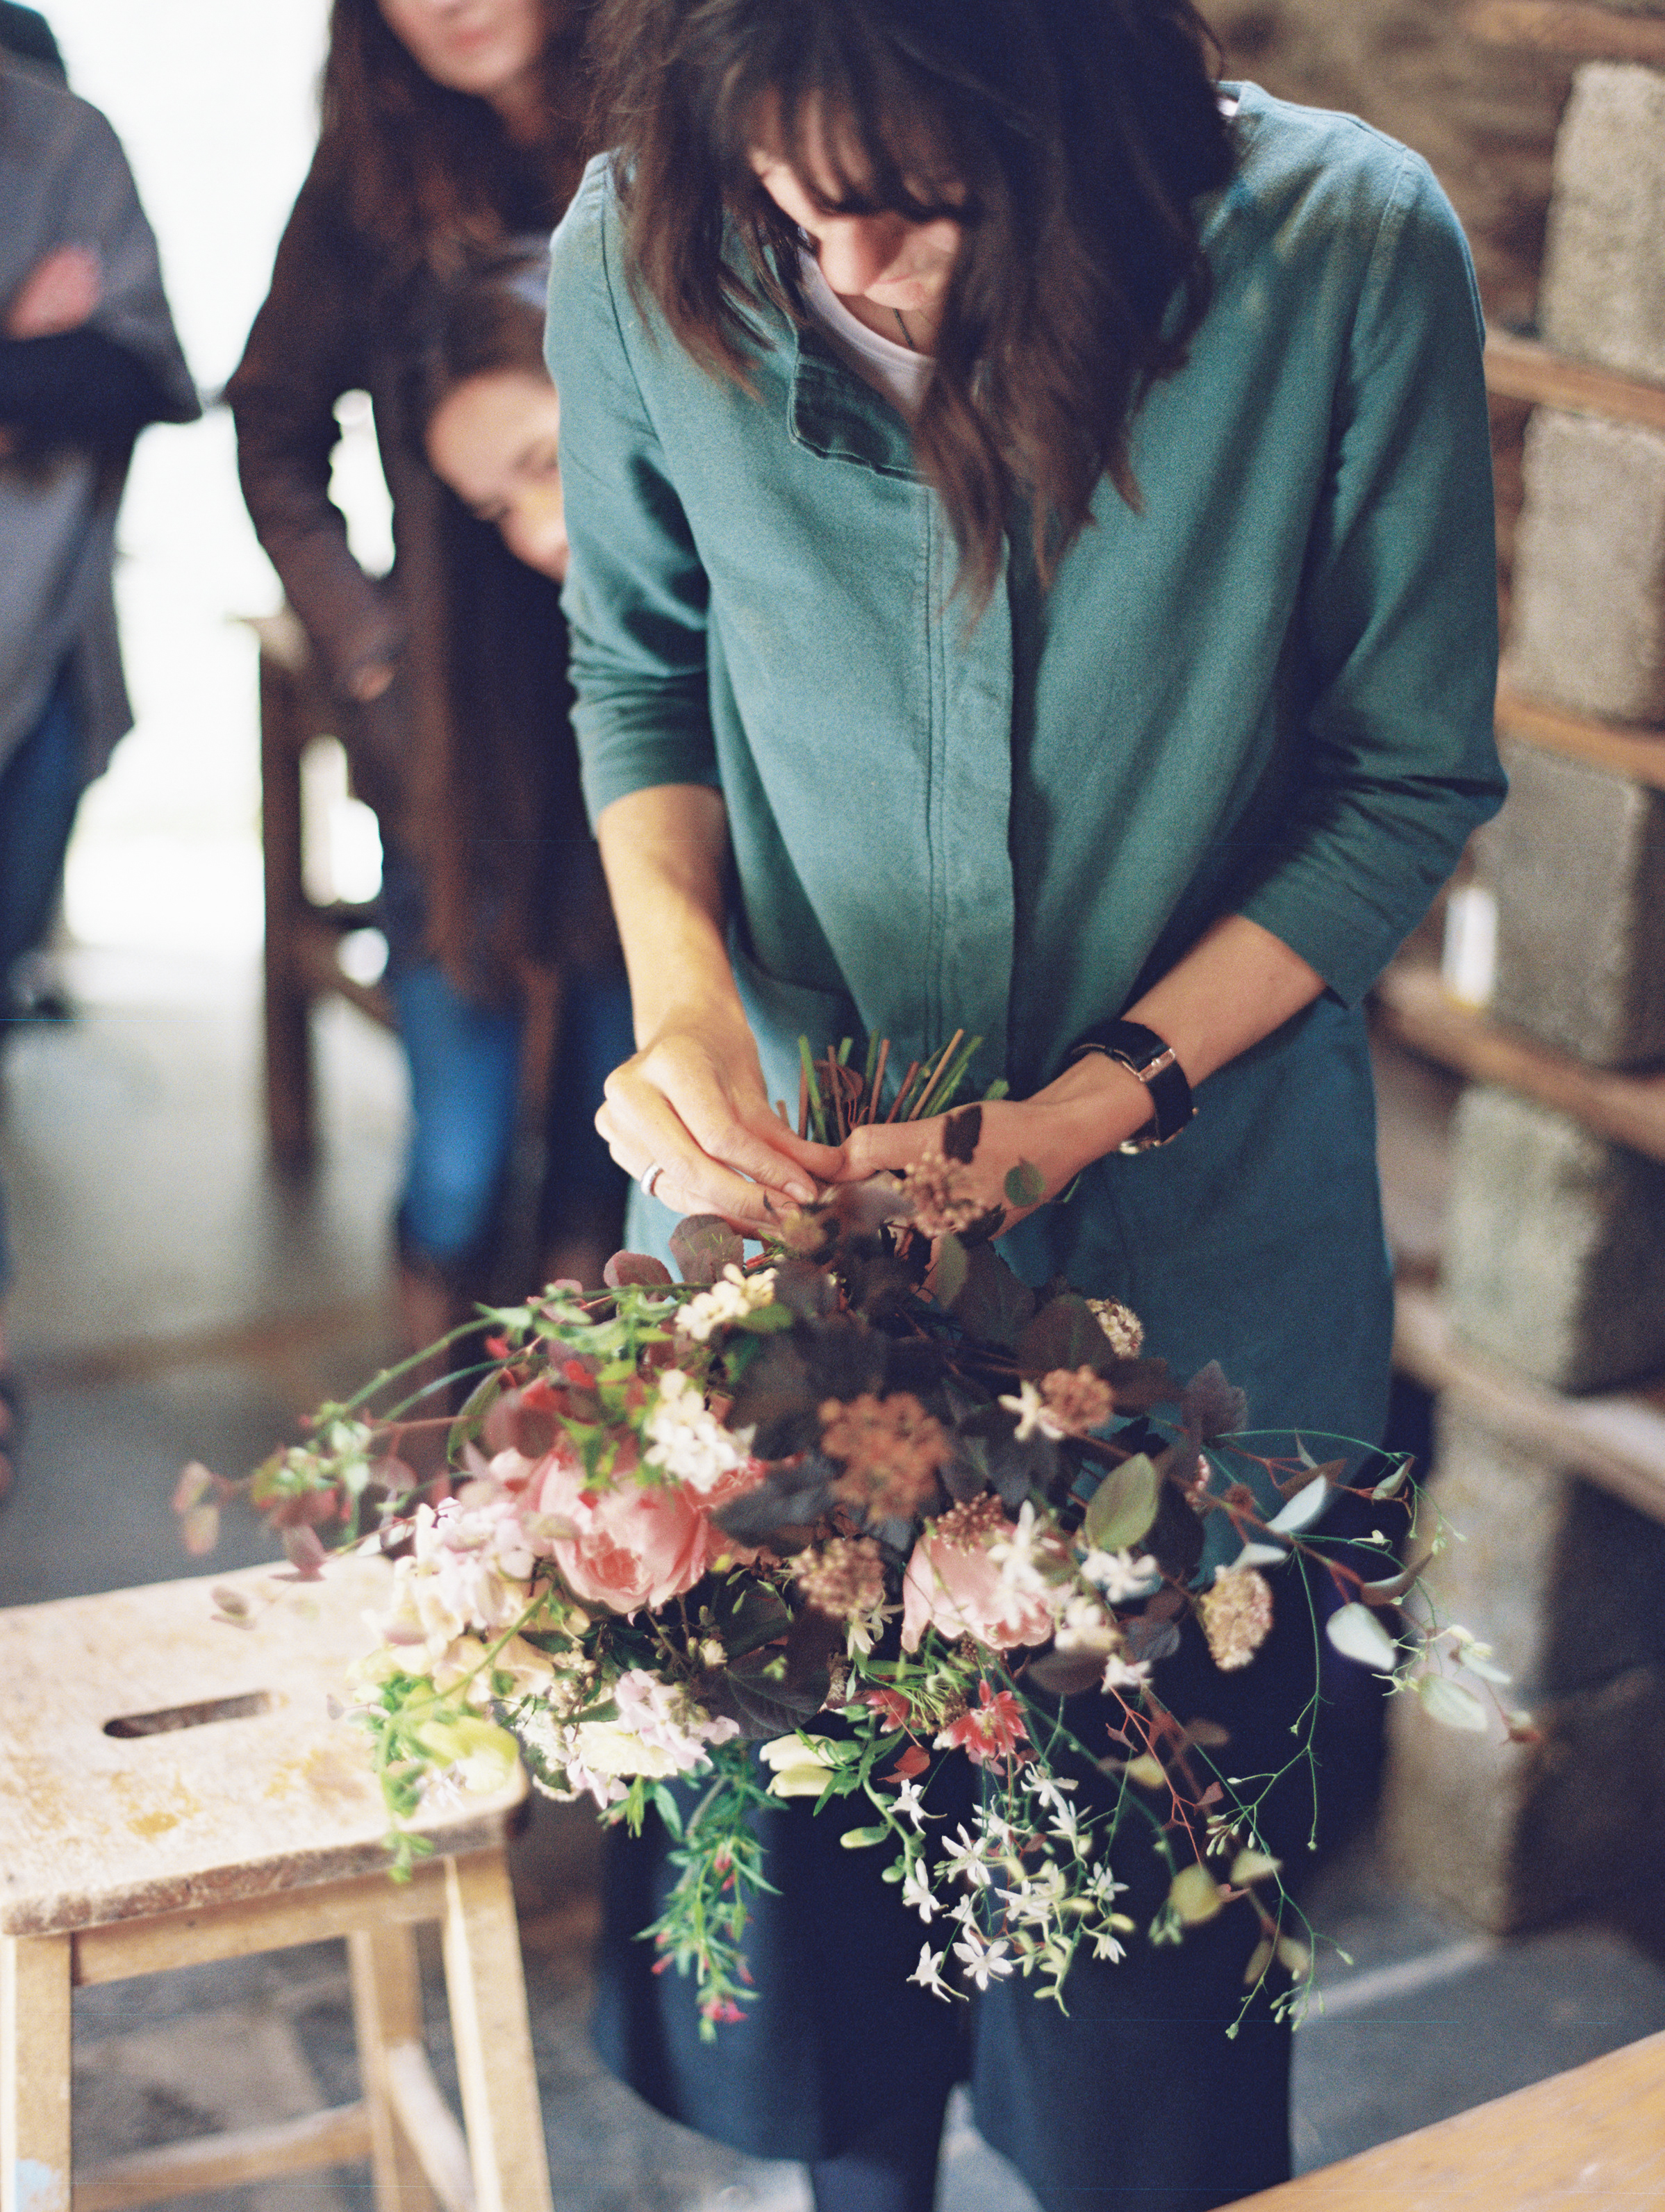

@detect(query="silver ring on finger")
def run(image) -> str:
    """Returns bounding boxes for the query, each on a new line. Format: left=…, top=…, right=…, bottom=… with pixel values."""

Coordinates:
left=639, top=1160, right=667, bottom=1201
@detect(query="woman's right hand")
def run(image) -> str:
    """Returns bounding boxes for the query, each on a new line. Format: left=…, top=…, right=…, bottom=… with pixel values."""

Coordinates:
left=597, top=993, right=843, bottom=1230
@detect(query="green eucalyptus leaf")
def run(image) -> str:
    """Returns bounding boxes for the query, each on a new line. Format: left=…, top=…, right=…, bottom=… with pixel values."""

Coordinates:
left=1004, top=1159, right=1047, bottom=1209
left=1082, top=1454, right=1161, bottom=1551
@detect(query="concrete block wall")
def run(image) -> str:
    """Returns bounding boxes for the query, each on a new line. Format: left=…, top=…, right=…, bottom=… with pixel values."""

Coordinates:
left=1443, top=1087, right=1665, bottom=1392
left=1386, top=1404, right=1665, bottom=1948
left=1507, top=411, right=1665, bottom=725
left=1359, top=6, right=1665, bottom=1953
left=1539, top=63, right=1665, bottom=384
left=1487, top=745, right=1665, bottom=1068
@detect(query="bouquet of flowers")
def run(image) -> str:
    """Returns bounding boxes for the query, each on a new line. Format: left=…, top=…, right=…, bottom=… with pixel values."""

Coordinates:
left=181, top=1043, right=1517, bottom=2038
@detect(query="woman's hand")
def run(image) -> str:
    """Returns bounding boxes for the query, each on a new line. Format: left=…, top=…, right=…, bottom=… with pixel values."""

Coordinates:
left=835, top=1053, right=1154, bottom=1234
left=595, top=784, right=845, bottom=1229
left=596, top=991, right=843, bottom=1230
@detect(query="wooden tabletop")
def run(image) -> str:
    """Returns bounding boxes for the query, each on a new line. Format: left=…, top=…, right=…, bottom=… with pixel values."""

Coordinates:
left=1226, top=2028, right=1665, bottom=2206
left=0, top=1560, right=524, bottom=1939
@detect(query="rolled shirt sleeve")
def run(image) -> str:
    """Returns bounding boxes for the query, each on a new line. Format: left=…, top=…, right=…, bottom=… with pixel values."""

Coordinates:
left=1235, top=149, right=1505, bottom=1005
left=547, top=161, right=720, bottom=825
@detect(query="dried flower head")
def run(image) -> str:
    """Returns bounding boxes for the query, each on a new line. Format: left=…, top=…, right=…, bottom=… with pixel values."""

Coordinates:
left=900, top=1155, right=984, bottom=1239
left=792, top=1535, right=888, bottom=1620
left=929, top=1494, right=1009, bottom=1551
left=1039, top=1366, right=1116, bottom=1435
left=1086, top=1297, right=1144, bottom=1358
left=820, top=1392, right=951, bottom=1520
left=1199, top=1567, right=1275, bottom=1672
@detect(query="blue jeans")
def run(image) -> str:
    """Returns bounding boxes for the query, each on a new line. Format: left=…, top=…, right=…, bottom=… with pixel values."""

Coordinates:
left=388, top=955, right=634, bottom=1279
left=0, top=663, right=83, bottom=1298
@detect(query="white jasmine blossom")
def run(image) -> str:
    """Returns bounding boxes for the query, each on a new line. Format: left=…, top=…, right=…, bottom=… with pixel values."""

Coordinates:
left=988, top=1500, right=1051, bottom=1594
left=1054, top=1594, right=1117, bottom=1654
left=998, top=1380, right=1066, bottom=1443
left=1102, top=1651, right=1152, bottom=1693
left=952, top=1929, right=1015, bottom=1990
left=1079, top=1549, right=1160, bottom=1602
left=893, top=1776, right=929, bottom=1830
left=674, top=1264, right=779, bottom=1343
left=902, top=1860, right=939, bottom=1922
left=640, top=1369, right=755, bottom=1493
left=938, top=1823, right=993, bottom=1888
left=909, top=1944, right=955, bottom=2002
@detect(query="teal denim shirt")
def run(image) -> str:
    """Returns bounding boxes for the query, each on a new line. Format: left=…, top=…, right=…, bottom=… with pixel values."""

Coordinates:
left=547, top=85, right=1504, bottom=1478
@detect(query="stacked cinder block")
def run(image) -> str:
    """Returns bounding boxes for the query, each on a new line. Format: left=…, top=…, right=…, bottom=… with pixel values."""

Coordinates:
left=1386, top=33, right=1665, bottom=1942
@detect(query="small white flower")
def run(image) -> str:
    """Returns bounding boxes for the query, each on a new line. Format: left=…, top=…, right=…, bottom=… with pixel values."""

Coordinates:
left=902, top=1860, right=940, bottom=1923
left=1022, top=1769, right=1077, bottom=1815
left=1102, top=1651, right=1151, bottom=1694
left=1054, top=1594, right=1116, bottom=1654
left=893, top=1776, right=930, bottom=1831
left=1047, top=1799, right=1083, bottom=1847
left=1079, top=1549, right=1160, bottom=1603
left=675, top=1264, right=779, bottom=1343
left=998, top=1380, right=1066, bottom=1443
left=937, top=1823, right=993, bottom=1888
left=952, top=1929, right=1016, bottom=1991
left=1090, top=1928, right=1127, bottom=1963
left=909, top=1943, right=956, bottom=2002
left=988, top=1499, right=1051, bottom=1593
left=947, top=1891, right=981, bottom=1929
left=640, top=1369, right=754, bottom=1494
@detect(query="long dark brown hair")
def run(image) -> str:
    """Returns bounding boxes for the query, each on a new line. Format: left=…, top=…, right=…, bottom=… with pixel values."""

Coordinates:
left=590, top=0, right=1236, bottom=604
left=318, top=0, right=589, bottom=272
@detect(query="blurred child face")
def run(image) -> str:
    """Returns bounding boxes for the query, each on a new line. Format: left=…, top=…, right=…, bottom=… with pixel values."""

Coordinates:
left=426, top=369, right=568, bottom=581
left=377, top=0, right=547, bottom=105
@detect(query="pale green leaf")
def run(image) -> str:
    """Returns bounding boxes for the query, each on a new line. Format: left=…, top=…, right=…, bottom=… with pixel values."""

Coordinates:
left=1267, top=1478, right=1330, bottom=1537
left=934, top=1232, right=968, bottom=1309
left=1229, top=1849, right=1281, bottom=1887
left=1169, top=1865, right=1225, bottom=1925
left=1418, top=1674, right=1489, bottom=1733
left=1083, top=1454, right=1161, bottom=1552
left=1325, top=1603, right=1400, bottom=1674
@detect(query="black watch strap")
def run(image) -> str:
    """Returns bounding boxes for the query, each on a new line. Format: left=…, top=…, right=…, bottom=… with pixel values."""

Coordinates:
left=1068, top=1019, right=1196, bottom=1153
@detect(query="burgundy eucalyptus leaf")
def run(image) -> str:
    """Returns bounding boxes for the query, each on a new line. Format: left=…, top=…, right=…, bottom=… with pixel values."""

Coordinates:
left=281, top=1524, right=329, bottom=1579
left=1180, top=1361, right=1249, bottom=1443
left=603, top=1250, right=675, bottom=1289
left=670, top=1214, right=746, bottom=1284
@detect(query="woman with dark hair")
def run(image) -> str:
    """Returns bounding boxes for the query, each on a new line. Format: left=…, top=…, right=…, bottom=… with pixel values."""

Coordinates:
left=229, top=0, right=627, bottom=1349
left=548, top=1, right=1505, bottom=2206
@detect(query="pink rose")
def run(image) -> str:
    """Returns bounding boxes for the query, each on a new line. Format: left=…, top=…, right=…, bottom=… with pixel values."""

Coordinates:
left=536, top=1452, right=709, bottom=1616
left=901, top=1524, right=1056, bottom=1654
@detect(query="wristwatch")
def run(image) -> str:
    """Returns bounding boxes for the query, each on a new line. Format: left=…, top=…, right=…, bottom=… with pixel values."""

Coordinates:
left=1068, top=1019, right=1196, bottom=1153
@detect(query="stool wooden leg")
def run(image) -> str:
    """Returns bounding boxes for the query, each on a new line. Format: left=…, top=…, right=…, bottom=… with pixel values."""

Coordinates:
left=1, top=1933, right=72, bottom=2212
left=348, top=1927, right=440, bottom=2212
left=440, top=1854, right=552, bottom=2212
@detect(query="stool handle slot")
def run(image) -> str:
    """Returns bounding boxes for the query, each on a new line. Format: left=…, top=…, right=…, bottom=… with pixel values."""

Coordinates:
left=102, top=1691, right=275, bottom=1738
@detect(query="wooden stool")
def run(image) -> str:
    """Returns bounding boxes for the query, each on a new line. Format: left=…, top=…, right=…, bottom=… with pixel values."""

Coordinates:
left=1223, top=2026, right=1665, bottom=2207
left=0, top=1560, right=552, bottom=2212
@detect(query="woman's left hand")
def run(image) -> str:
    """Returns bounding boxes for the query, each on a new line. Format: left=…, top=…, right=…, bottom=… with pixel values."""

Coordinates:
left=834, top=1053, right=1157, bottom=1233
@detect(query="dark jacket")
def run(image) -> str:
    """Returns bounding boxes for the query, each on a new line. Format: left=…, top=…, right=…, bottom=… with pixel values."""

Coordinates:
left=226, top=148, right=613, bottom=984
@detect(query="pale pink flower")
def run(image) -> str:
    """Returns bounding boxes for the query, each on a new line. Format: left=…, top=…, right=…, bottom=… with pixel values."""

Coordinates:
left=536, top=1451, right=709, bottom=1616
left=901, top=1520, right=1056, bottom=1653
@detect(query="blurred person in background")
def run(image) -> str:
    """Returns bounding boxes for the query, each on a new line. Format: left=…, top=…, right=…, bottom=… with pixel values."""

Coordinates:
left=0, top=38, right=197, bottom=1503
left=411, top=249, right=632, bottom=1330
left=228, top=0, right=627, bottom=1375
